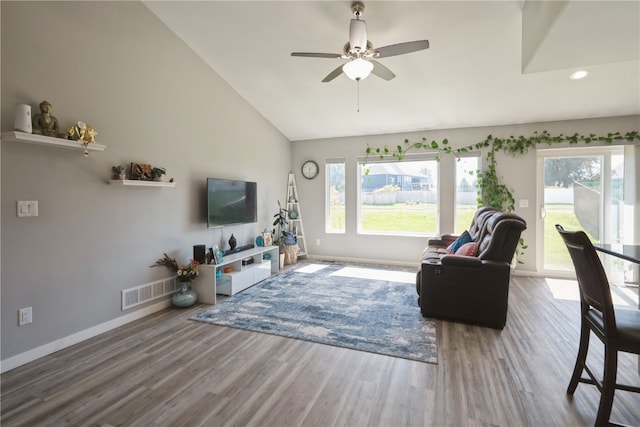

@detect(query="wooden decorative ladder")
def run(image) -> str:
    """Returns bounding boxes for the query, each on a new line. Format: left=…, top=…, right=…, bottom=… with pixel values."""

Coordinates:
left=286, top=173, right=307, bottom=256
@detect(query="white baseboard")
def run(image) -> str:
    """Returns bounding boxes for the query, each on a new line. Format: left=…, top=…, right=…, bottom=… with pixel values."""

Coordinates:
left=511, top=269, right=574, bottom=279
left=305, top=255, right=546, bottom=277
left=0, top=299, right=172, bottom=374
left=305, top=254, right=418, bottom=269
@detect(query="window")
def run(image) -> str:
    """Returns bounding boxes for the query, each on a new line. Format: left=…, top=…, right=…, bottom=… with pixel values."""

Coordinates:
left=359, top=158, right=438, bottom=235
left=326, top=159, right=345, bottom=233
left=454, top=154, right=480, bottom=234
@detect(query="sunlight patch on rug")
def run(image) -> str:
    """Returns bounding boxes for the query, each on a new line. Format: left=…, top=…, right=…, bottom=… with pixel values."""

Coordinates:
left=295, top=263, right=331, bottom=274
left=330, top=266, right=416, bottom=284
left=191, top=262, right=437, bottom=364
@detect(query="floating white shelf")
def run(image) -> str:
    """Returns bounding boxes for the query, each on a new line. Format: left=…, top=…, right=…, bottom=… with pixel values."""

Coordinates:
left=1, top=131, right=106, bottom=152
left=110, top=180, right=176, bottom=188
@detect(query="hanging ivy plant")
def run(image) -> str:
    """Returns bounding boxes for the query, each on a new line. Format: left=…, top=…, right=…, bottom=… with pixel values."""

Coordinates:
left=364, top=130, right=639, bottom=209
left=364, top=130, right=640, bottom=262
left=366, top=130, right=639, bottom=162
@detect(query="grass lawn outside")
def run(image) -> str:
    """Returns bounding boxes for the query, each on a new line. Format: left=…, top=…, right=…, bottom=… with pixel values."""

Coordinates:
left=330, top=203, right=610, bottom=272
left=543, top=204, right=597, bottom=270
left=331, top=204, right=478, bottom=235
left=360, top=204, right=438, bottom=234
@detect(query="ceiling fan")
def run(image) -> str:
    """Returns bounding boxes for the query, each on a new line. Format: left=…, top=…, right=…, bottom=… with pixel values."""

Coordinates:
left=291, top=1, right=429, bottom=83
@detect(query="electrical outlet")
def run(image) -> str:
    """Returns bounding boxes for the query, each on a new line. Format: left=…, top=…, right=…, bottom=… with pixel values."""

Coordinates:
left=315, top=239, right=321, bottom=246
left=18, top=307, right=32, bottom=326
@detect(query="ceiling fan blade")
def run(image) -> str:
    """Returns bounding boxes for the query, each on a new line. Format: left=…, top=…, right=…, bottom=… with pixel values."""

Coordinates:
left=291, top=52, right=343, bottom=59
left=321, top=65, right=345, bottom=83
left=349, top=19, right=368, bottom=53
left=370, top=60, right=396, bottom=81
left=375, top=40, right=430, bottom=58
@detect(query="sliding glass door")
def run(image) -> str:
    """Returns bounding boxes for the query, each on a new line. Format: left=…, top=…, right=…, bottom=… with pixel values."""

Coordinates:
left=538, top=147, right=625, bottom=274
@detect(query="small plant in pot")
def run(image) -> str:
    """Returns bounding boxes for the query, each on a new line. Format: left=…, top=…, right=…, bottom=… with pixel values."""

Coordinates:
left=151, top=166, right=166, bottom=181
left=112, top=165, right=126, bottom=180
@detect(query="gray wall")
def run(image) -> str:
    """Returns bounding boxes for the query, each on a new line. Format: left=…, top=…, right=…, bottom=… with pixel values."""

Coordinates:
left=1, top=2, right=290, bottom=361
left=290, top=115, right=640, bottom=271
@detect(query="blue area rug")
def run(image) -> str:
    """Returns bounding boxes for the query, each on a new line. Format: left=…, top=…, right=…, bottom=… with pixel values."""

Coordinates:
left=191, top=262, right=437, bottom=364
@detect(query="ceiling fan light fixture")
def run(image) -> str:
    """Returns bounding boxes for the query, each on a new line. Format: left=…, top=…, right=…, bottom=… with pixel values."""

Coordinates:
left=343, top=58, right=373, bottom=81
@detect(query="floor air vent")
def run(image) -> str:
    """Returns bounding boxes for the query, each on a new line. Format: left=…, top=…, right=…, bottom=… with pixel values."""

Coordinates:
left=122, top=277, right=178, bottom=310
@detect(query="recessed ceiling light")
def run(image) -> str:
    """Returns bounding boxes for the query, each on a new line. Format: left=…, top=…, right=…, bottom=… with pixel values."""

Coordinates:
left=570, top=70, right=589, bottom=80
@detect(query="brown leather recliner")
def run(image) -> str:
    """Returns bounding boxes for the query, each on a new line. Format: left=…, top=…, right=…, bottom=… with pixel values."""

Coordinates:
left=416, top=208, right=527, bottom=329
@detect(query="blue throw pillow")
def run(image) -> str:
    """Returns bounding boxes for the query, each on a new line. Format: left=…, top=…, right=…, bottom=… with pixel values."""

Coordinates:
left=447, top=230, right=472, bottom=254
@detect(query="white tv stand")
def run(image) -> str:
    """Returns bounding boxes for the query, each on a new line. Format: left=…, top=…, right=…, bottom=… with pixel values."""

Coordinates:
left=192, top=245, right=280, bottom=304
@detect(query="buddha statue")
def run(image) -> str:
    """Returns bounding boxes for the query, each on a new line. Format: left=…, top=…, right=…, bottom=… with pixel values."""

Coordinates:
left=32, top=100, right=60, bottom=137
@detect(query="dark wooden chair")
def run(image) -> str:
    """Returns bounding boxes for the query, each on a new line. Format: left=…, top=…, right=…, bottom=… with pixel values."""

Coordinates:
left=556, top=225, right=640, bottom=426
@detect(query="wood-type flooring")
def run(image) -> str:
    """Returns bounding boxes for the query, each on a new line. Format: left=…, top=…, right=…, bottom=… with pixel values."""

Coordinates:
left=1, top=275, right=639, bottom=426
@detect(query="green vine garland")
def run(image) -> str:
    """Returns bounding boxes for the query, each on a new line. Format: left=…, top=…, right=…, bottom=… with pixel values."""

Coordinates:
left=365, top=130, right=639, bottom=211
left=364, top=130, right=640, bottom=261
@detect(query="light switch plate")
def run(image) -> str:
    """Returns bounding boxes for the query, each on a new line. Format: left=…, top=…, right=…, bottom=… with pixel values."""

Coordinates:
left=518, top=199, right=529, bottom=208
left=17, top=201, right=38, bottom=217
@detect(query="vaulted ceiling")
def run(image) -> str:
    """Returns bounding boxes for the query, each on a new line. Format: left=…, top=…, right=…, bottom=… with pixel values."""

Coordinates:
left=144, top=1, right=640, bottom=141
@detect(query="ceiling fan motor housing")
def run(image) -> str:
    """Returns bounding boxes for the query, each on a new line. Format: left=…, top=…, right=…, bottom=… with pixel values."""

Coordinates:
left=349, top=19, right=368, bottom=53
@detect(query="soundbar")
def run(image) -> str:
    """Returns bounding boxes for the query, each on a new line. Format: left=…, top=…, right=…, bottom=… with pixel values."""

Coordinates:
left=225, top=244, right=254, bottom=256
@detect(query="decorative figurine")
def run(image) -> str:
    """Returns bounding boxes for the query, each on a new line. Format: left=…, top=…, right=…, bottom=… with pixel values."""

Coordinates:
left=32, top=100, right=60, bottom=137
left=67, top=121, right=97, bottom=143
left=67, top=121, right=98, bottom=156
left=229, top=234, right=237, bottom=250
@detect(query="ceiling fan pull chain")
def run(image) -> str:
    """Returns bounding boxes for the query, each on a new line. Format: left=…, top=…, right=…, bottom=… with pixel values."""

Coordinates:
left=357, top=79, right=360, bottom=112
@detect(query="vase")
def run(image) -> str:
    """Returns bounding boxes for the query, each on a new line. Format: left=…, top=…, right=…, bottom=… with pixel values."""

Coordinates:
left=14, top=104, right=32, bottom=133
left=173, top=281, right=198, bottom=308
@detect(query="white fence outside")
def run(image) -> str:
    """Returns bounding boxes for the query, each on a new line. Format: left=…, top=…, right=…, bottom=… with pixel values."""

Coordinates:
left=362, top=190, right=476, bottom=205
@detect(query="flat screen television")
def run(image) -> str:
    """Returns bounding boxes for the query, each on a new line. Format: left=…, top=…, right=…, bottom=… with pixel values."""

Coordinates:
left=207, top=178, right=257, bottom=228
